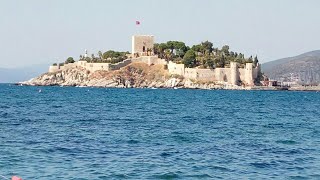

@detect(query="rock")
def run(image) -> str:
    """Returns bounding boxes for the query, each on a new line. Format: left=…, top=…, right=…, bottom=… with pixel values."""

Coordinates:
left=20, top=62, right=248, bottom=90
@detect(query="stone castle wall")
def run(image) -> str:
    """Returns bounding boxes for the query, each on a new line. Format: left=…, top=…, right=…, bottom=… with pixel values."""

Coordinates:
left=168, top=61, right=185, bottom=76
left=132, top=35, right=154, bottom=56
left=48, top=60, right=132, bottom=73
left=168, top=61, right=260, bottom=85
left=110, top=59, right=132, bottom=70
left=133, top=56, right=167, bottom=66
left=184, top=68, right=216, bottom=81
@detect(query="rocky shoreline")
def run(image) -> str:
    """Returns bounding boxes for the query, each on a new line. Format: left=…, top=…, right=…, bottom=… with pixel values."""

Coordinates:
left=18, top=62, right=319, bottom=91
left=17, top=62, right=233, bottom=89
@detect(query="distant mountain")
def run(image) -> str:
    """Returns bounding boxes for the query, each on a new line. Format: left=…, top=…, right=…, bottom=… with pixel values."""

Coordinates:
left=262, top=50, right=320, bottom=85
left=0, top=64, right=49, bottom=83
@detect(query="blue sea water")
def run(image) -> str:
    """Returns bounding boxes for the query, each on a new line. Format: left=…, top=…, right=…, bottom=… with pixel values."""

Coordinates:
left=0, top=84, right=320, bottom=179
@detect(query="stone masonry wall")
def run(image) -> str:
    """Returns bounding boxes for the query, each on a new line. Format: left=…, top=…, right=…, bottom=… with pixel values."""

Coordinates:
left=167, top=61, right=260, bottom=86
left=168, top=61, right=185, bottom=76
left=132, top=35, right=154, bottom=55
left=133, top=56, right=167, bottom=66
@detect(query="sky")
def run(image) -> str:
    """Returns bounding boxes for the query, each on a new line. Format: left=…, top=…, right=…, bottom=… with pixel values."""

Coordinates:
left=0, top=0, right=320, bottom=68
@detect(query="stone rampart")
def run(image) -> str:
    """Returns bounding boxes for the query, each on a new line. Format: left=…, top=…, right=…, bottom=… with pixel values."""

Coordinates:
left=110, top=59, right=132, bottom=70
left=133, top=56, right=167, bottom=66
left=168, top=61, right=185, bottom=76
left=167, top=61, right=261, bottom=86
left=48, top=65, right=60, bottom=73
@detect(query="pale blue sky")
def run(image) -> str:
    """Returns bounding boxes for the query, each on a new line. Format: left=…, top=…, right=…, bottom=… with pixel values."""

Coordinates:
left=1, top=0, right=320, bottom=68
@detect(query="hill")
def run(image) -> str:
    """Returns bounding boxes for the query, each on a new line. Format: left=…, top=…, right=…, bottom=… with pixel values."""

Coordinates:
left=0, top=64, right=48, bottom=83
left=262, top=50, right=320, bottom=85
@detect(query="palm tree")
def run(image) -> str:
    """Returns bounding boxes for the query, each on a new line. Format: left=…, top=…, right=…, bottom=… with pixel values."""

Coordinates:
left=98, top=51, right=103, bottom=60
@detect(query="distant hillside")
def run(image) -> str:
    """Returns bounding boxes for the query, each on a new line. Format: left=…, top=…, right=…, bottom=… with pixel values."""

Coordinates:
left=0, top=64, right=48, bottom=83
left=262, top=50, right=320, bottom=85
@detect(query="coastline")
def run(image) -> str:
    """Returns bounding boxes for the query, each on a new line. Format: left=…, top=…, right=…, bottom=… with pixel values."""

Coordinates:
left=15, top=82, right=320, bottom=91
left=16, top=62, right=320, bottom=92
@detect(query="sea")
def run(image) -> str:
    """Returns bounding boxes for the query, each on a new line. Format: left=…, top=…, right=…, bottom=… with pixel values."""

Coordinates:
left=0, top=84, right=319, bottom=179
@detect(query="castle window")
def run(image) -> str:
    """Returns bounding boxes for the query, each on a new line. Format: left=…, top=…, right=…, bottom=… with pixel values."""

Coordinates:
left=143, top=46, right=146, bottom=52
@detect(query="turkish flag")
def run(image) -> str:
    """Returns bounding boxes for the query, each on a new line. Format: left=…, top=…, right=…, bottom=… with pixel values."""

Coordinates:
left=136, top=21, right=140, bottom=25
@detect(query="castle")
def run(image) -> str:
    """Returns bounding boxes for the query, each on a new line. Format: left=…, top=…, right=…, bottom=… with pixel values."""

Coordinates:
left=48, top=35, right=261, bottom=86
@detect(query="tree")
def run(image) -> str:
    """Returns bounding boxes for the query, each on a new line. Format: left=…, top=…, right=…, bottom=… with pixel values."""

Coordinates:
left=191, top=44, right=203, bottom=53
left=206, top=58, right=214, bottom=68
left=230, top=51, right=235, bottom=57
left=158, top=43, right=168, bottom=52
left=98, top=51, right=103, bottom=60
left=155, top=43, right=168, bottom=59
left=237, top=53, right=244, bottom=59
left=201, top=41, right=213, bottom=54
left=175, top=49, right=184, bottom=58
left=166, top=41, right=175, bottom=54
left=247, top=55, right=253, bottom=63
left=214, top=55, right=226, bottom=68
left=183, top=50, right=197, bottom=68
left=153, top=43, right=160, bottom=55
left=65, top=57, right=75, bottom=64
left=253, top=55, right=259, bottom=67
left=164, top=49, right=172, bottom=60
left=173, top=41, right=187, bottom=58
left=103, top=50, right=116, bottom=59
left=221, top=45, right=230, bottom=56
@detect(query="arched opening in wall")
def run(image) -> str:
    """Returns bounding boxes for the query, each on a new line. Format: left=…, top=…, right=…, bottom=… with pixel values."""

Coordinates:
left=223, top=74, right=228, bottom=82
left=143, top=46, right=146, bottom=52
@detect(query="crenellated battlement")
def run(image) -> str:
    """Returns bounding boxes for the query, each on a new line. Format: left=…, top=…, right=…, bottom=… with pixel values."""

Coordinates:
left=168, top=61, right=260, bottom=86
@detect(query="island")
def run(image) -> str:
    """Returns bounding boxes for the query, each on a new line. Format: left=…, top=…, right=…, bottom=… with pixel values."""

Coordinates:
left=20, top=35, right=277, bottom=90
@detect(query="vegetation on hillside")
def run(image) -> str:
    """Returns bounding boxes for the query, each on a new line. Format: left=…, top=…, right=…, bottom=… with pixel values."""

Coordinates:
left=52, top=51, right=129, bottom=66
left=52, top=40, right=259, bottom=70
left=65, top=57, right=75, bottom=64
left=154, top=41, right=259, bottom=68
left=80, top=50, right=129, bottom=64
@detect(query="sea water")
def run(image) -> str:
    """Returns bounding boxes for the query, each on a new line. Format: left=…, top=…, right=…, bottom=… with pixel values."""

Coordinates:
left=0, top=84, right=319, bottom=179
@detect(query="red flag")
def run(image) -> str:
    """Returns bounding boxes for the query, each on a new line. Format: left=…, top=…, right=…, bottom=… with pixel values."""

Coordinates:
left=136, top=21, right=140, bottom=25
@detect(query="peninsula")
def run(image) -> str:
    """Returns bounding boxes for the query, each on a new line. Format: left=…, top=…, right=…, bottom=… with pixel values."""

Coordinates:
left=20, top=35, right=268, bottom=90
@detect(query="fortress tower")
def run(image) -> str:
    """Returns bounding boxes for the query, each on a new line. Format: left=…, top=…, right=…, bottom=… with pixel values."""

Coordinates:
left=245, top=63, right=254, bottom=86
left=230, top=62, right=239, bottom=85
left=132, top=35, right=154, bottom=56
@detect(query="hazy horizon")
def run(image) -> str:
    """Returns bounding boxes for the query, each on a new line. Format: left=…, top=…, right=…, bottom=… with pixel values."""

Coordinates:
left=1, top=0, right=320, bottom=68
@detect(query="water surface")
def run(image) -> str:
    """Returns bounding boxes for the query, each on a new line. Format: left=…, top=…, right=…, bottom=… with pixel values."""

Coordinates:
left=0, top=84, right=320, bottom=179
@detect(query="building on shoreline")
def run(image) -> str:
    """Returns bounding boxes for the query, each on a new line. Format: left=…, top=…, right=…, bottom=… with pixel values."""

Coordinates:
left=48, top=35, right=261, bottom=86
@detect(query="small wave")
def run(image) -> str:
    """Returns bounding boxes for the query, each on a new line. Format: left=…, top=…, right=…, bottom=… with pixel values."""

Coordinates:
left=152, top=172, right=180, bottom=179
left=310, top=174, right=320, bottom=179
left=0, top=112, right=9, bottom=118
left=210, top=165, right=231, bottom=172
left=186, top=174, right=213, bottom=178
left=289, top=175, right=309, bottom=179
left=110, top=174, right=128, bottom=178
left=276, top=140, right=298, bottom=145
left=250, top=162, right=275, bottom=168
left=51, top=105, right=63, bottom=108
left=127, top=139, right=139, bottom=144
left=0, top=105, right=9, bottom=109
